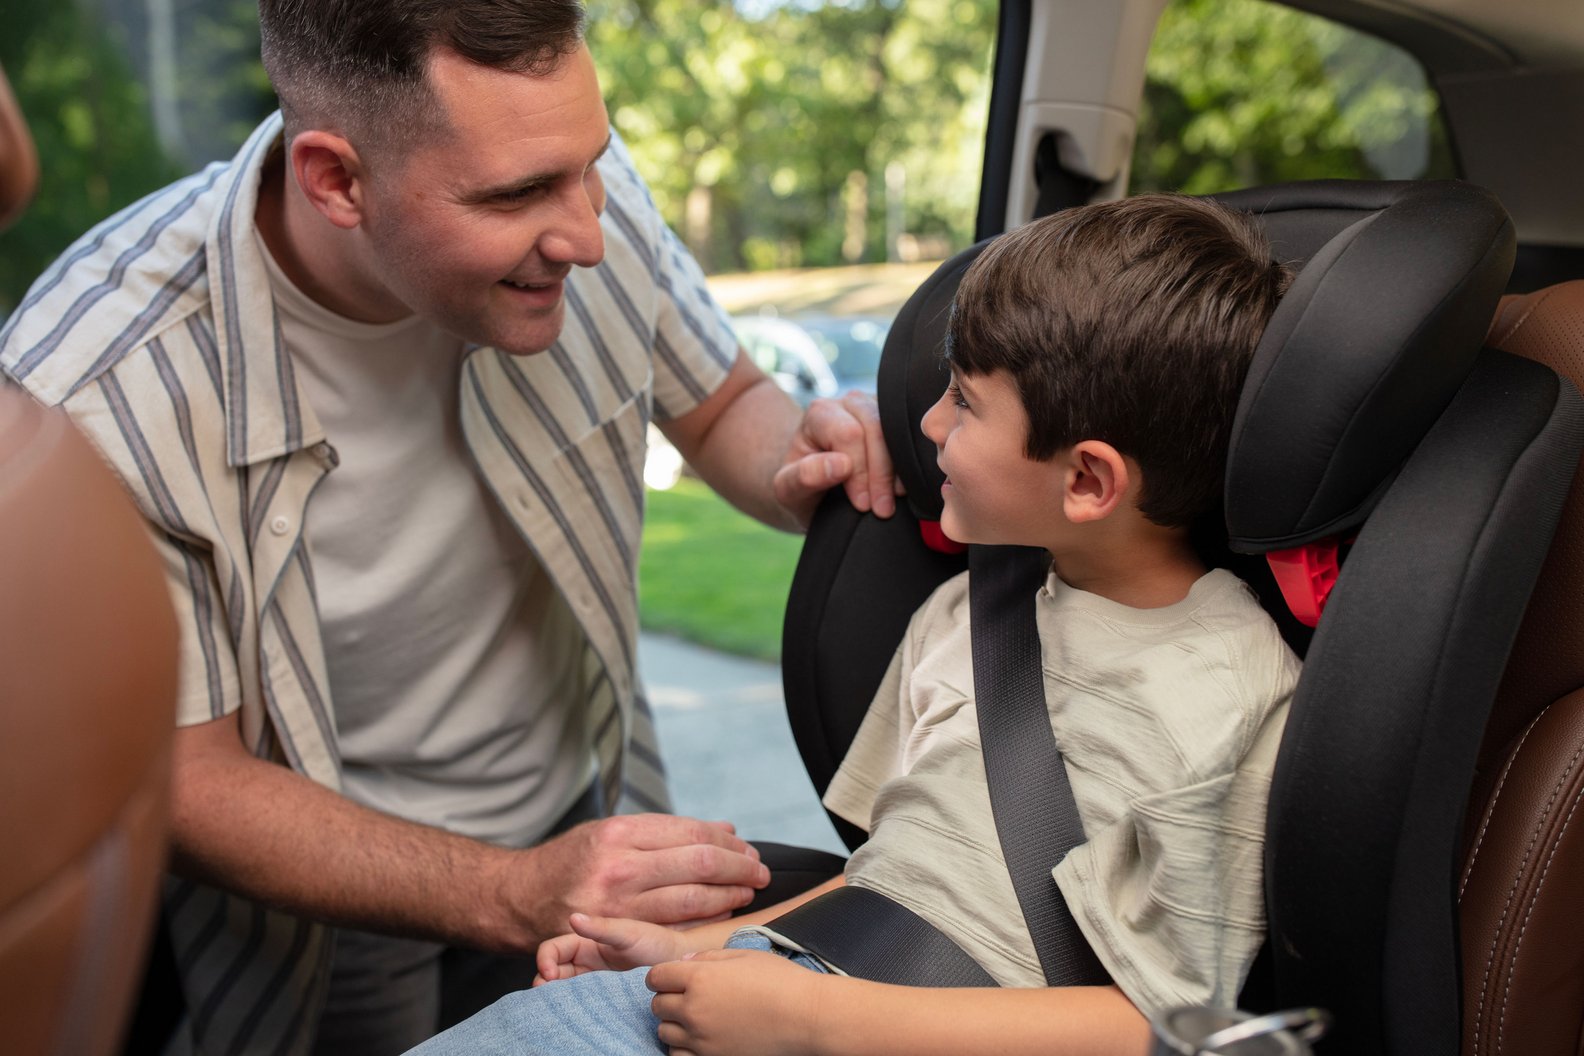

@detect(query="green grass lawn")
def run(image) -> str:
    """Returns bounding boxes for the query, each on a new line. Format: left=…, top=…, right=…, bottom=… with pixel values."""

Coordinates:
left=638, top=478, right=805, bottom=661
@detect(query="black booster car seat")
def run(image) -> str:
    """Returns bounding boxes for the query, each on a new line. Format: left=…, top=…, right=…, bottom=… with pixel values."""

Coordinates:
left=775, top=180, right=1584, bottom=1055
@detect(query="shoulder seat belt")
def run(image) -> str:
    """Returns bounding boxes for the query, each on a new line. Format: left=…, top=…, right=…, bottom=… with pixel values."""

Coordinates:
left=768, top=545, right=1107, bottom=988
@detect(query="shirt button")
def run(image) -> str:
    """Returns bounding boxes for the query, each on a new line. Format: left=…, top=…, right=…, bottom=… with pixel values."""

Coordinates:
left=270, top=515, right=291, bottom=536
left=312, top=442, right=335, bottom=463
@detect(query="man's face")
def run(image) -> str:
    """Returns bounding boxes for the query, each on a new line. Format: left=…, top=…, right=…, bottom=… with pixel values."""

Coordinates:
left=920, top=366, right=1065, bottom=548
left=357, top=44, right=611, bottom=356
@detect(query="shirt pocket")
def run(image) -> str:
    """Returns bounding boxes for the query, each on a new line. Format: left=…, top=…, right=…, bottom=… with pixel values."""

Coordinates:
left=547, top=393, right=649, bottom=580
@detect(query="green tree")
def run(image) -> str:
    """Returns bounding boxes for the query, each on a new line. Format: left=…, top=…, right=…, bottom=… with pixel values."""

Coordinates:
left=586, top=0, right=996, bottom=272
left=0, top=0, right=274, bottom=313
left=1132, top=0, right=1452, bottom=195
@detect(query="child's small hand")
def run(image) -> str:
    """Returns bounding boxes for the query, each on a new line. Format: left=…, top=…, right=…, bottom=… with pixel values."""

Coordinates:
left=534, top=913, right=691, bottom=984
left=646, top=948, right=823, bottom=1056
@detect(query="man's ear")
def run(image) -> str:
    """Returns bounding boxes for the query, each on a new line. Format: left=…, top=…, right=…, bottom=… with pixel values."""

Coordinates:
left=290, top=130, right=369, bottom=231
left=1061, top=440, right=1131, bottom=523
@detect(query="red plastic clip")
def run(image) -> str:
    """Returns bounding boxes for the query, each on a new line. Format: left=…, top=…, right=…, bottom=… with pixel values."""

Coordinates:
left=919, top=520, right=968, bottom=555
left=1266, top=539, right=1342, bottom=628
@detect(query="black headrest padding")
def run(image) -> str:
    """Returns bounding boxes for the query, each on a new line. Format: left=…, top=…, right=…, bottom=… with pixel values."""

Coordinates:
left=879, top=240, right=990, bottom=523
left=1218, top=180, right=1516, bottom=550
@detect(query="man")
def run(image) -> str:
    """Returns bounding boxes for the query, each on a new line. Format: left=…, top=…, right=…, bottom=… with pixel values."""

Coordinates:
left=0, top=3, right=896, bottom=1054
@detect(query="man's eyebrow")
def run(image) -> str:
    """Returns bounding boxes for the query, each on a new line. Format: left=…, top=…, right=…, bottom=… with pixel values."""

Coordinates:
left=464, top=133, right=613, bottom=202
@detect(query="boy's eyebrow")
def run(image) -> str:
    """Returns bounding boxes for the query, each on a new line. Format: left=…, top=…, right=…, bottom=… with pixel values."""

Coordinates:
left=462, top=133, right=613, bottom=202
left=952, top=370, right=982, bottom=398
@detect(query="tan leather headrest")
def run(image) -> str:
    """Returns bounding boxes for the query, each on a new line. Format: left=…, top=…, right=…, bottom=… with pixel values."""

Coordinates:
left=0, top=385, right=178, bottom=1055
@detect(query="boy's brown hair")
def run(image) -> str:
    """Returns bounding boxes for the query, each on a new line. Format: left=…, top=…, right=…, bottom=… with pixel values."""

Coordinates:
left=946, top=193, right=1293, bottom=528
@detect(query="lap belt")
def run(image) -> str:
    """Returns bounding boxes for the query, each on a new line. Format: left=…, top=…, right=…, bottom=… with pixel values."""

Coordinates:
left=766, top=886, right=997, bottom=987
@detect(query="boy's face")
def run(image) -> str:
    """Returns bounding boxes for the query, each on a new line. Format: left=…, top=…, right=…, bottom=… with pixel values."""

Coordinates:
left=920, top=367, right=1065, bottom=547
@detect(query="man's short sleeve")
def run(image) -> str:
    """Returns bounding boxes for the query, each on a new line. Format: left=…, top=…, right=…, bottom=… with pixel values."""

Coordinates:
left=150, top=529, right=245, bottom=727
left=599, top=134, right=737, bottom=422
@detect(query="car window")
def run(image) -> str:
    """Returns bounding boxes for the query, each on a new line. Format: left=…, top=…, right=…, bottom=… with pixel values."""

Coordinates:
left=1132, top=0, right=1456, bottom=195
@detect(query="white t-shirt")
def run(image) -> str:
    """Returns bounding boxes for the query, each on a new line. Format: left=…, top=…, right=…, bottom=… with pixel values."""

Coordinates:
left=821, top=567, right=1300, bottom=1015
left=262, top=239, right=593, bottom=847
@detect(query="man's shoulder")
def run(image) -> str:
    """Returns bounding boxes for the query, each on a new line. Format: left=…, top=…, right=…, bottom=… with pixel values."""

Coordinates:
left=591, top=129, right=668, bottom=275
left=1, top=165, right=226, bottom=406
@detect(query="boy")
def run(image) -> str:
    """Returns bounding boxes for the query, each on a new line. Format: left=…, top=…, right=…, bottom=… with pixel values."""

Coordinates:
left=410, top=193, right=1301, bottom=1056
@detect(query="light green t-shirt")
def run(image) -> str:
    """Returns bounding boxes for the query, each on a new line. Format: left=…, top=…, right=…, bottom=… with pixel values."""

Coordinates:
left=821, top=567, right=1300, bottom=1015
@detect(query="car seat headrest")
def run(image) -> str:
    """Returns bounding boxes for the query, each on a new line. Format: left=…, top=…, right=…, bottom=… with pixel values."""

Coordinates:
left=1218, top=180, right=1515, bottom=551
left=878, top=181, right=1516, bottom=558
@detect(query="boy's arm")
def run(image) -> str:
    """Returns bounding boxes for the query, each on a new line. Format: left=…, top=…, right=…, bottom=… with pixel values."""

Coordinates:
left=648, top=949, right=1150, bottom=1056
left=537, top=874, right=847, bottom=979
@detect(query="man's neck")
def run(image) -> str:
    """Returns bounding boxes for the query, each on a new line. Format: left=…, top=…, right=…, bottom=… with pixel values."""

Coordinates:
left=254, top=148, right=410, bottom=325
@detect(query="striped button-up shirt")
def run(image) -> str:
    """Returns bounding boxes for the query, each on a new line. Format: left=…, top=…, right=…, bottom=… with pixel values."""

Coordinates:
left=0, top=112, right=736, bottom=1054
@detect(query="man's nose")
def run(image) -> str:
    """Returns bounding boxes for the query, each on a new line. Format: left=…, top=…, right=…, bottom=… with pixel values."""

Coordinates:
left=541, top=181, right=606, bottom=268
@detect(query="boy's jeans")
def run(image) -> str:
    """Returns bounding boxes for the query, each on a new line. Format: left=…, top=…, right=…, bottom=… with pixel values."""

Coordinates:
left=405, top=932, right=829, bottom=1056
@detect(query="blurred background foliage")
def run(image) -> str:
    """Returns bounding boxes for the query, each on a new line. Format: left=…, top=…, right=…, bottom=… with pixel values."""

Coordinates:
left=0, top=0, right=1450, bottom=312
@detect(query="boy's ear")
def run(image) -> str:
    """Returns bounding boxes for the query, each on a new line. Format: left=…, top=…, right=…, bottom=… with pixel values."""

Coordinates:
left=1061, top=440, right=1132, bottom=524
left=290, top=130, right=369, bottom=231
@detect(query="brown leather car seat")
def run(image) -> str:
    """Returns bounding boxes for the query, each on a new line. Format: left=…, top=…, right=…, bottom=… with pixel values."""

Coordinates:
left=1461, top=280, right=1584, bottom=1056
left=0, top=387, right=180, bottom=1055
left=0, top=62, right=180, bottom=1056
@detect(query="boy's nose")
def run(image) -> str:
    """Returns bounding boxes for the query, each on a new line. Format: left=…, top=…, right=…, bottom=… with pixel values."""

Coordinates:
left=920, top=388, right=950, bottom=445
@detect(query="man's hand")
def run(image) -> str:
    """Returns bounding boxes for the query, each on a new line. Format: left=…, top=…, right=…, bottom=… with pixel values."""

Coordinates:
left=535, top=912, right=692, bottom=983
left=648, top=948, right=825, bottom=1056
left=664, top=354, right=899, bottom=533
left=772, top=390, right=898, bottom=530
left=496, top=814, right=770, bottom=950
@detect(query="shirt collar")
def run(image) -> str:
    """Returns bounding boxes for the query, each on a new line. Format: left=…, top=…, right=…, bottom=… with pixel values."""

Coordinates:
left=206, top=111, right=327, bottom=468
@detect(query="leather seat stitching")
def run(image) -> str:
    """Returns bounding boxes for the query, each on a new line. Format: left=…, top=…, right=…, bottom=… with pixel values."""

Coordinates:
left=1462, top=706, right=1549, bottom=899
left=1475, top=735, right=1584, bottom=1056
left=1495, top=763, right=1584, bottom=1056
left=1469, top=710, right=1557, bottom=1056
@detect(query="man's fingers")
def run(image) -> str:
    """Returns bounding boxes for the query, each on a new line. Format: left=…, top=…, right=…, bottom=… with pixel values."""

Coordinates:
left=840, top=391, right=895, bottom=518
left=608, top=813, right=751, bottom=854
left=632, top=881, right=759, bottom=925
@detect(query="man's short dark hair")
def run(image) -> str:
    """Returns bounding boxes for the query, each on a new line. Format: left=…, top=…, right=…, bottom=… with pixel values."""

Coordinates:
left=258, top=0, right=586, bottom=149
left=946, top=193, right=1293, bottom=528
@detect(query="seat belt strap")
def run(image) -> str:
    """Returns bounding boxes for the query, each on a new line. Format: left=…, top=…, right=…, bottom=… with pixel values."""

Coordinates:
left=766, top=886, right=998, bottom=987
left=970, top=544, right=1111, bottom=987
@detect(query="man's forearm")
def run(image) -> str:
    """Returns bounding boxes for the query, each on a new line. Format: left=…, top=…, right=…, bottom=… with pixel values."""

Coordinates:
left=670, top=366, right=804, bottom=531
left=169, top=739, right=533, bottom=953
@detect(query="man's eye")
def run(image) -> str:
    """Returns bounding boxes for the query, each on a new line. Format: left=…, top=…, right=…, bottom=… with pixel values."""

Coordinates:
left=495, top=185, right=545, bottom=204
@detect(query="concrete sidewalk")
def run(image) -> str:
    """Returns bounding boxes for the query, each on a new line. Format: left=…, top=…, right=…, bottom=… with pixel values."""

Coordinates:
left=639, top=632, right=846, bottom=857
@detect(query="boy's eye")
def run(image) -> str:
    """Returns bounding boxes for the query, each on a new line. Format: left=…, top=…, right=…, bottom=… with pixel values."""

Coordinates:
left=946, top=382, right=969, bottom=409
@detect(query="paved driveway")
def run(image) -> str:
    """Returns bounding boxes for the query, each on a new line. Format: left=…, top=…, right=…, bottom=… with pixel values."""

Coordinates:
left=641, top=633, right=846, bottom=857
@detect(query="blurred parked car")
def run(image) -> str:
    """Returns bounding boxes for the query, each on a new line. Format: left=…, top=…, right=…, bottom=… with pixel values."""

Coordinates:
left=730, top=313, right=891, bottom=406
left=794, top=315, right=889, bottom=396
left=731, top=314, right=840, bottom=407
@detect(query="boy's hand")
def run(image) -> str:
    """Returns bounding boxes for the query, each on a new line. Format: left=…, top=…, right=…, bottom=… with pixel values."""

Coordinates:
left=534, top=913, right=691, bottom=983
left=647, top=948, right=823, bottom=1056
